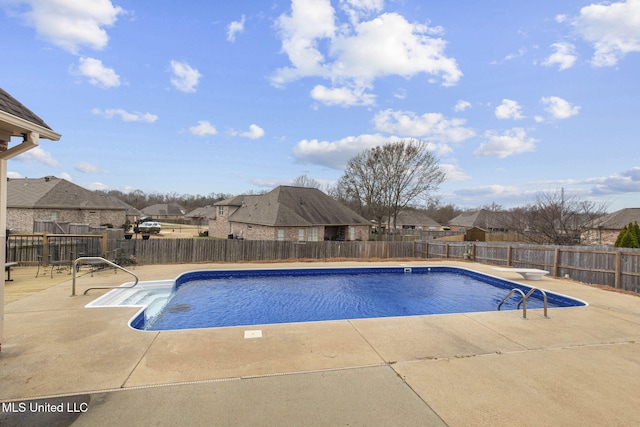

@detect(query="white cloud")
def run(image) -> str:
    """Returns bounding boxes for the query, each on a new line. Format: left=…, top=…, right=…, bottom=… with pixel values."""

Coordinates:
left=339, top=0, right=384, bottom=24
left=59, top=172, right=73, bottom=182
left=7, top=171, right=23, bottom=179
left=189, top=120, right=218, bottom=136
left=170, top=60, right=202, bottom=93
left=273, top=2, right=462, bottom=99
left=75, top=161, right=107, bottom=174
left=555, top=14, right=568, bottom=24
left=92, top=108, right=158, bottom=123
left=77, top=57, right=120, bottom=88
left=329, top=13, right=461, bottom=86
left=5, top=0, right=124, bottom=54
left=292, top=133, right=402, bottom=169
left=440, top=163, right=471, bottom=182
left=240, top=124, right=265, bottom=139
left=85, top=181, right=109, bottom=191
left=272, top=0, right=336, bottom=86
left=310, top=84, right=376, bottom=106
left=572, top=0, right=640, bottom=66
left=453, top=100, right=471, bottom=112
left=495, top=99, right=524, bottom=120
left=14, top=146, right=59, bottom=167
left=373, top=109, right=476, bottom=143
left=542, top=42, right=577, bottom=70
left=454, top=184, right=522, bottom=199
left=591, top=167, right=640, bottom=194
left=473, top=128, right=538, bottom=158
left=227, top=15, right=246, bottom=42
left=540, top=96, right=580, bottom=120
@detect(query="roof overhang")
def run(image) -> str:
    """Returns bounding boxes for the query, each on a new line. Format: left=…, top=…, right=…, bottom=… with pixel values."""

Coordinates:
left=0, top=110, right=61, bottom=161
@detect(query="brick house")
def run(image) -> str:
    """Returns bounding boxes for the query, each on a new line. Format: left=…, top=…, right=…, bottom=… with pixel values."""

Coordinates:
left=582, top=208, right=640, bottom=245
left=141, top=203, right=186, bottom=222
left=7, top=176, right=127, bottom=233
left=209, top=186, right=370, bottom=241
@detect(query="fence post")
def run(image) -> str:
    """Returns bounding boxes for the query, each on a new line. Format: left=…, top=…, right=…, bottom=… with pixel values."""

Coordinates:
left=42, top=233, right=49, bottom=266
left=553, top=248, right=560, bottom=277
left=507, top=245, right=512, bottom=266
left=445, top=243, right=449, bottom=259
left=614, top=251, right=621, bottom=289
left=101, top=232, right=108, bottom=258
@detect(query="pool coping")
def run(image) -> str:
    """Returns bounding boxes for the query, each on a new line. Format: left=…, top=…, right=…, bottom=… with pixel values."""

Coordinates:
left=87, top=265, right=589, bottom=332
left=2, top=260, right=640, bottom=425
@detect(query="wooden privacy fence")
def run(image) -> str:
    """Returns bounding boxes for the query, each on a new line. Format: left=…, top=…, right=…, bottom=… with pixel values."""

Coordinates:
left=124, top=239, right=416, bottom=265
left=416, top=241, right=640, bottom=293
left=9, top=234, right=640, bottom=294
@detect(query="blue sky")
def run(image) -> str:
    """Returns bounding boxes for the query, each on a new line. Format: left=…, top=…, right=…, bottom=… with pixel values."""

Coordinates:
left=1, top=0, right=639, bottom=211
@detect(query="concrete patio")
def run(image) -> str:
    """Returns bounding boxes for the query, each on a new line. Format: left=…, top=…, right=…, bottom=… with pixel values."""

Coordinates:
left=1, top=260, right=639, bottom=426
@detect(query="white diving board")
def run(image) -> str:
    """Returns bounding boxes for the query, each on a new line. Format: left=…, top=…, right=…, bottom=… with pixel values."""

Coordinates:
left=492, top=267, right=549, bottom=281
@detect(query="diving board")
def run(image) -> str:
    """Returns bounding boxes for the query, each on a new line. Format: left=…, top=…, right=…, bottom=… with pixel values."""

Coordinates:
left=492, top=267, right=549, bottom=281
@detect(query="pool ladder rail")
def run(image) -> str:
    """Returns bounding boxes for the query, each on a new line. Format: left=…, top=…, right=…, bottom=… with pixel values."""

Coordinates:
left=71, top=256, right=139, bottom=296
left=498, top=287, right=549, bottom=319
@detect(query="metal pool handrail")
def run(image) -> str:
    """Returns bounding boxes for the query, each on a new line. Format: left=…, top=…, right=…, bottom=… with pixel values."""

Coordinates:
left=517, top=288, right=549, bottom=319
left=71, top=256, right=139, bottom=296
left=497, top=288, right=527, bottom=318
left=498, top=287, right=549, bottom=319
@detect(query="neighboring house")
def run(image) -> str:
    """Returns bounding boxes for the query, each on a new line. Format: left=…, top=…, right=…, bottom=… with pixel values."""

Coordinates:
left=209, top=186, right=371, bottom=241
left=185, top=205, right=217, bottom=225
left=141, top=203, right=186, bottom=222
left=384, top=210, right=442, bottom=231
left=7, top=176, right=127, bottom=233
left=448, top=209, right=510, bottom=232
left=582, top=208, right=640, bottom=245
left=111, top=197, right=142, bottom=224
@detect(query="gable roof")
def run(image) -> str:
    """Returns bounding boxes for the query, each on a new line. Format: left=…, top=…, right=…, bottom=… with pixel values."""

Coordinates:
left=225, top=186, right=370, bottom=227
left=186, top=205, right=218, bottom=219
left=448, top=209, right=509, bottom=229
left=141, top=203, right=186, bottom=216
left=588, top=208, right=640, bottom=230
left=8, top=176, right=127, bottom=210
left=391, top=210, right=441, bottom=227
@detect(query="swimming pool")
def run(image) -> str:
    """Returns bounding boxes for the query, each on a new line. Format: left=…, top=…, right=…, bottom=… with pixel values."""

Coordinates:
left=123, top=266, right=586, bottom=331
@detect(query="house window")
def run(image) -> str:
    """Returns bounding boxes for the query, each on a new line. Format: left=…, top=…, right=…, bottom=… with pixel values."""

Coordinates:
left=298, top=229, right=305, bottom=241
left=308, top=228, right=318, bottom=241
left=277, top=229, right=285, bottom=241
left=50, top=211, right=59, bottom=221
left=349, top=227, right=356, bottom=241
left=218, top=206, right=224, bottom=216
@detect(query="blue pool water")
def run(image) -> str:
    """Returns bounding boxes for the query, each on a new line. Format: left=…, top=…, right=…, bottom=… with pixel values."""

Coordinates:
left=132, top=266, right=585, bottom=331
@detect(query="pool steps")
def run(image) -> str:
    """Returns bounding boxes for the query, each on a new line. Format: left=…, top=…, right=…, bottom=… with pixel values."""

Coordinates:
left=84, top=280, right=174, bottom=309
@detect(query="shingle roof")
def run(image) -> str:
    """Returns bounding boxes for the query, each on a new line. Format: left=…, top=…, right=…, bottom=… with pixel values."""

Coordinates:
left=8, top=176, right=127, bottom=210
left=0, top=87, right=53, bottom=130
left=448, top=209, right=509, bottom=229
left=185, top=206, right=217, bottom=219
left=589, top=208, right=640, bottom=230
left=391, top=210, right=441, bottom=227
left=226, top=186, right=370, bottom=227
left=141, top=203, right=186, bottom=216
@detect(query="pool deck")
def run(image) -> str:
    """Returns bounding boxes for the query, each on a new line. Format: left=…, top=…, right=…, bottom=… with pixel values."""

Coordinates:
left=1, top=260, right=639, bottom=426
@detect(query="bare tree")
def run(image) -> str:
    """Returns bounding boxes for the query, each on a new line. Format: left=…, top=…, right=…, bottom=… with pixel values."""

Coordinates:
left=292, top=174, right=322, bottom=189
left=338, top=140, right=445, bottom=232
left=505, top=188, right=609, bottom=245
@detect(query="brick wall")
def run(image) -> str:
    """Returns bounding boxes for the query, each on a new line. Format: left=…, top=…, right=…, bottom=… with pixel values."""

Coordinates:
left=7, top=208, right=126, bottom=233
